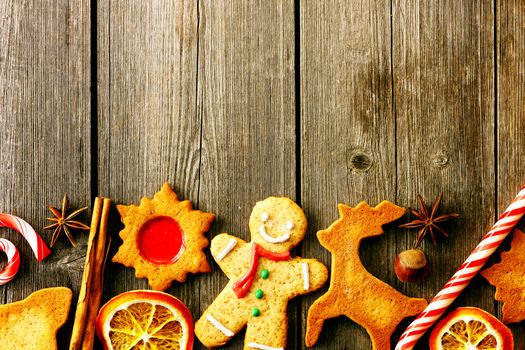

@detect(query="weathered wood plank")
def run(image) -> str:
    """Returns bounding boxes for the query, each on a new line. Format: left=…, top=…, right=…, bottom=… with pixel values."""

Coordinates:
left=0, top=0, right=91, bottom=347
left=96, top=0, right=202, bottom=342
left=197, top=1, right=296, bottom=349
left=300, top=1, right=396, bottom=348
left=393, top=0, right=495, bottom=347
left=496, top=0, right=525, bottom=347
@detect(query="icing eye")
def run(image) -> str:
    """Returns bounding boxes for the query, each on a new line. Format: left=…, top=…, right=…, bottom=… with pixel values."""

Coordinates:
left=261, top=213, right=269, bottom=222
left=286, top=221, right=294, bottom=230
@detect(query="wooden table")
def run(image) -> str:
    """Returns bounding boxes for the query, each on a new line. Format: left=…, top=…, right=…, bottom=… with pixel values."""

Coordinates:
left=1, top=1, right=524, bottom=349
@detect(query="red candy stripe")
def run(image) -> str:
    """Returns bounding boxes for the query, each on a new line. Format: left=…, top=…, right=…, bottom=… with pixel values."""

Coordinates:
left=0, top=213, right=51, bottom=261
left=395, top=186, right=525, bottom=350
left=0, top=239, right=21, bottom=284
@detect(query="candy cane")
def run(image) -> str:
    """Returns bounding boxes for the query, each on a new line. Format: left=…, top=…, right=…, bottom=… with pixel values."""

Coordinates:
left=0, top=213, right=51, bottom=261
left=0, top=239, right=21, bottom=284
left=395, top=186, right=525, bottom=350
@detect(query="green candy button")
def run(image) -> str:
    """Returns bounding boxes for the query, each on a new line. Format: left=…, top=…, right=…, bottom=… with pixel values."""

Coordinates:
left=251, top=307, right=261, bottom=317
left=260, top=269, right=269, bottom=279
left=255, top=289, right=264, bottom=299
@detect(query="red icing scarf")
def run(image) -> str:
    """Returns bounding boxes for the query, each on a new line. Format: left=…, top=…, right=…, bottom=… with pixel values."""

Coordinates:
left=233, top=243, right=291, bottom=298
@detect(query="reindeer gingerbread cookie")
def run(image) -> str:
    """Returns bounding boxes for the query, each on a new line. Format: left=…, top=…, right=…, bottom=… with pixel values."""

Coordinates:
left=306, top=201, right=428, bottom=349
left=195, top=197, right=328, bottom=349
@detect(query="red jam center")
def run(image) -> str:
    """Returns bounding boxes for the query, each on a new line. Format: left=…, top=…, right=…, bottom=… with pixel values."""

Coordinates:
left=137, top=216, right=185, bottom=265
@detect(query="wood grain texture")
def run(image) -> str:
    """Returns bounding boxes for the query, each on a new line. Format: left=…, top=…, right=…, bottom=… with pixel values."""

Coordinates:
left=96, top=0, right=202, bottom=343
left=496, top=0, right=525, bottom=348
left=196, top=1, right=296, bottom=349
left=393, top=0, right=495, bottom=347
left=0, top=0, right=91, bottom=347
left=300, top=1, right=396, bottom=348
left=0, top=0, right=524, bottom=349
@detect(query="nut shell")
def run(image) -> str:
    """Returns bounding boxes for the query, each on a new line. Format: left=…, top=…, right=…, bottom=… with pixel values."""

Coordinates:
left=395, top=249, right=430, bottom=283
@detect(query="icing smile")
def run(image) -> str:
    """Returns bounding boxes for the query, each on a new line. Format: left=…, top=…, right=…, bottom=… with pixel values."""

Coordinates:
left=258, top=213, right=294, bottom=243
left=258, top=225, right=290, bottom=243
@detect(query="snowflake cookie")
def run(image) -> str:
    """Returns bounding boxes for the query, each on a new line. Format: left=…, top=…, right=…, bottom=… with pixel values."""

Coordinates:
left=112, top=182, right=215, bottom=291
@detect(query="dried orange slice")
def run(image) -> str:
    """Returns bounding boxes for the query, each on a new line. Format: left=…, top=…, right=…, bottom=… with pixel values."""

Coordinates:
left=429, top=307, right=513, bottom=350
left=96, top=290, right=193, bottom=350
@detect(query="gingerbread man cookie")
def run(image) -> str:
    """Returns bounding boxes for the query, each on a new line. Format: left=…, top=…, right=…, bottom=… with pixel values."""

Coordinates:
left=306, top=201, right=428, bottom=349
left=195, top=197, right=328, bottom=349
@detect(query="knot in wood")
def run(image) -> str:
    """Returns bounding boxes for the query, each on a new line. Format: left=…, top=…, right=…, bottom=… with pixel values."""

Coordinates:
left=348, top=151, right=373, bottom=173
left=431, top=152, right=449, bottom=168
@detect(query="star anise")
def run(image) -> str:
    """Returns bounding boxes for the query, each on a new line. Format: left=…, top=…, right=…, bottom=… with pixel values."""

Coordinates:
left=44, top=193, right=90, bottom=247
left=399, top=193, right=459, bottom=247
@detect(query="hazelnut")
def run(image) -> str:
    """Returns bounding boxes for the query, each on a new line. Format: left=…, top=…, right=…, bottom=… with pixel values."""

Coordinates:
left=395, top=249, right=430, bottom=283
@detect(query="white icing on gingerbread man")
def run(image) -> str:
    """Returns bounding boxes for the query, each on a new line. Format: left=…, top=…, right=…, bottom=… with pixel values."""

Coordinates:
left=195, top=197, right=328, bottom=349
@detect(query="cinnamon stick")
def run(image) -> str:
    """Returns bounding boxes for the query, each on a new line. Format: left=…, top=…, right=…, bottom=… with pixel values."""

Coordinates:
left=81, top=197, right=111, bottom=350
left=69, top=196, right=103, bottom=350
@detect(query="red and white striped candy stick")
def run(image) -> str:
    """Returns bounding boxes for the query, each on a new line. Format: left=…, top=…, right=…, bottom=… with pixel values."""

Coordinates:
left=396, top=185, right=525, bottom=350
left=0, top=213, right=51, bottom=261
left=0, top=238, right=21, bottom=284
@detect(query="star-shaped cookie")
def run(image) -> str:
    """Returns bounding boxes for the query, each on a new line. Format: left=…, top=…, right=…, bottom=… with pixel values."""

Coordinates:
left=0, top=287, right=72, bottom=350
left=113, top=182, right=215, bottom=290
left=481, top=229, right=525, bottom=324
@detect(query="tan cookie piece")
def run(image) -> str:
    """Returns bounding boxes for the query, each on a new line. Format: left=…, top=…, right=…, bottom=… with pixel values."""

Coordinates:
left=0, top=287, right=72, bottom=350
left=195, top=197, right=328, bottom=349
left=306, top=201, right=428, bottom=349
left=113, top=182, right=215, bottom=290
left=481, top=229, right=525, bottom=324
